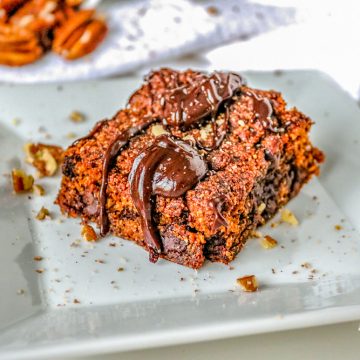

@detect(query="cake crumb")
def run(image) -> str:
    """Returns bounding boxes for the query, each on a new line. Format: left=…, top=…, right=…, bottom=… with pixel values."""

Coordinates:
left=32, top=184, right=45, bottom=196
left=207, top=6, right=220, bottom=15
left=261, top=235, right=278, bottom=249
left=33, top=256, right=43, bottom=261
left=257, top=202, right=266, bottom=214
left=11, top=169, right=34, bottom=193
left=35, top=268, right=45, bottom=274
left=81, top=224, right=98, bottom=242
left=70, top=239, right=81, bottom=247
left=250, top=230, right=263, bottom=239
left=69, top=111, right=86, bottom=123
left=335, top=225, right=343, bottom=231
left=117, top=267, right=124, bottom=272
left=11, top=118, right=21, bottom=126
left=281, top=208, right=299, bottom=226
left=73, top=298, right=80, bottom=304
left=301, top=262, right=312, bottom=269
left=66, top=132, right=77, bottom=139
left=236, top=275, right=258, bottom=292
left=36, top=207, right=51, bottom=220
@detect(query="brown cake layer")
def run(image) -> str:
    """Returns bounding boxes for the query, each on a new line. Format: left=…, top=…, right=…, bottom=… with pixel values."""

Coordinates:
left=56, top=68, right=324, bottom=269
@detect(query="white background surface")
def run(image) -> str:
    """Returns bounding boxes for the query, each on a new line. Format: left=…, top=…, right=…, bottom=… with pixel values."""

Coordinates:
left=62, top=2, right=360, bottom=359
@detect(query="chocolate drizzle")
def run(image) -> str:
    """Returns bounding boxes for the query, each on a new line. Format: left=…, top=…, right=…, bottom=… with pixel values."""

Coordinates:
left=99, top=123, right=149, bottom=236
left=245, top=91, right=282, bottom=133
left=161, top=72, right=242, bottom=129
left=209, top=195, right=228, bottom=230
left=196, top=105, right=230, bottom=151
left=128, top=135, right=207, bottom=262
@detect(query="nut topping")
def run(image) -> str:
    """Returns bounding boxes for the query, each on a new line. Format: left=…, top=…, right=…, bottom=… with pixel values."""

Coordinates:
left=10, top=0, right=60, bottom=34
left=0, top=24, right=43, bottom=66
left=24, top=142, right=63, bottom=177
left=11, top=168, right=34, bottom=193
left=261, top=235, right=278, bottom=249
left=53, top=9, right=107, bottom=60
left=0, top=0, right=107, bottom=65
left=281, top=208, right=299, bottom=226
left=36, top=206, right=51, bottom=220
left=81, top=224, right=97, bottom=242
left=236, top=275, right=258, bottom=292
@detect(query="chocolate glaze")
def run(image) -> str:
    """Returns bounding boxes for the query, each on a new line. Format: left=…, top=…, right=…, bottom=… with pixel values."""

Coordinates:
left=99, top=123, right=149, bottom=236
left=196, top=105, right=230, bottom=151
left=161, top=72, right=242, bottom=129
left=245, top=91, right=282, bottom=133
left=128, top=134, right=208, bottom=262
left=209, top=195, right=228, bottom=230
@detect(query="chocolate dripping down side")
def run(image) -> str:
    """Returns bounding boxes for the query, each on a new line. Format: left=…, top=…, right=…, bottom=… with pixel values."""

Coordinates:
left=128, top=135, right=208, bottom=262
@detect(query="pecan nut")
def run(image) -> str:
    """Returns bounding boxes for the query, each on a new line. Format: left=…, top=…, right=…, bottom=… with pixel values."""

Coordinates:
left=53, top=9, right=107, bottom=60
left=0, top=24, right=43, bottom=66
left=10, top=0, right=61, bottom=34
left=24, top=142, right=63, bottom=177
left=0, top=0, right=29, bottom=16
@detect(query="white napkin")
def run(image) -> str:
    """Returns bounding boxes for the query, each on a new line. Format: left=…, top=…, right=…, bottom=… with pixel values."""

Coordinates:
left=0, top=0, right=297, bottom=83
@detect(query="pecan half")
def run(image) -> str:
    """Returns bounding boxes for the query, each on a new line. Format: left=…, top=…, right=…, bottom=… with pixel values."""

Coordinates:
left=0, top=0, right=29, bottom=16
left=10, top=0, right=61, bottom=35
left=0, top=24, right=43, bottom=66
left=53, top=9, right=107, bottom=60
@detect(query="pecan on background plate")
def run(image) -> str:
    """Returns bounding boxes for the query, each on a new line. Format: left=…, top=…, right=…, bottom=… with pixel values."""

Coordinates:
left=52, top=9, right=107, bottom=60
left=0, top=24, right=43, bottom=66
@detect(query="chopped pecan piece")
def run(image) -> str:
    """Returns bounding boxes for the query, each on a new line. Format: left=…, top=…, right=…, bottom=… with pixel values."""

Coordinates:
left=24, top=142, right=63, bottom=177
left=53, top=9, right=107, bottom=60
left=0, top=24, right=43, bottom=66
left=11, top=169, right=34, bottom=193
left=69, top=110, right=85, bottom=122
left=261, top=235, right=278, bottom=249
left=36, top=206, right=51, bottom=220
left=236, top=275, right=259, bottom=292
left=281, top=208, right=299, bottom=226
left=32, top=183, right=45, bottom=195
left=81, top=224, right=97, bottom=242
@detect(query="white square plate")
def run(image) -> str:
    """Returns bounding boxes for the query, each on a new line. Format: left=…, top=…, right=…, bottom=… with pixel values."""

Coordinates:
left=1, top=71, right=360, bottom=360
